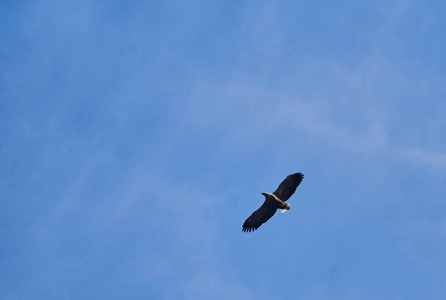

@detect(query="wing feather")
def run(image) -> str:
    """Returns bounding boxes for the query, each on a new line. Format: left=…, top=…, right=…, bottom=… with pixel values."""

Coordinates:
left=273, top=172, right=304, bottom=201
left=242, top=203, right=276, bottom=232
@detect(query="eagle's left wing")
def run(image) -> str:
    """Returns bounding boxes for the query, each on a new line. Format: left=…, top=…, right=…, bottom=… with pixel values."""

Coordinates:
left=273, top=172, right=304, bottom=202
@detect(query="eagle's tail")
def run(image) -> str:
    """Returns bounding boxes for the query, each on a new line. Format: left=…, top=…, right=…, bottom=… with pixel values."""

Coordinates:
left=279, top=203, right=290, bottom=213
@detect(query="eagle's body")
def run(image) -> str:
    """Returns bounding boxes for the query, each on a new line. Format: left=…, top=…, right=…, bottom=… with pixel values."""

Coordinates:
left=242, top=172, right=304, bottom=232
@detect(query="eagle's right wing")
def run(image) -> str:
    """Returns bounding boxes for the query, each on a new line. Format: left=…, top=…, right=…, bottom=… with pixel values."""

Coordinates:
left=242, top=204, right=276, bottom=232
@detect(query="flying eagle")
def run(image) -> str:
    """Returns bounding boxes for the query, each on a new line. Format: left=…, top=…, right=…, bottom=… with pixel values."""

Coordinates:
left=242, top=172, right=304, bottom=232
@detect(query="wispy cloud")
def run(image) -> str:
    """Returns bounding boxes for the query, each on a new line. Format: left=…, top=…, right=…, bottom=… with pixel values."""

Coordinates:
left=399, top=148, right=446, bottom=169
left=177, top=73, right=445, bottom=171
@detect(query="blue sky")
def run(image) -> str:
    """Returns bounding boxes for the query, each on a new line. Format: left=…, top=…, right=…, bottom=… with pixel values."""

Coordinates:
left=1, top=0, right=446, bottom=299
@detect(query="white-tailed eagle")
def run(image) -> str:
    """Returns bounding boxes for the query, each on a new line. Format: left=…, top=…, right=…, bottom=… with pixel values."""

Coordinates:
left=242, top=172, right=304, bottom=232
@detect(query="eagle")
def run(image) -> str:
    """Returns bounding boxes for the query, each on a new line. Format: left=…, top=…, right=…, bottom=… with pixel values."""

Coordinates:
left=242, top=172, right=304, bottom=232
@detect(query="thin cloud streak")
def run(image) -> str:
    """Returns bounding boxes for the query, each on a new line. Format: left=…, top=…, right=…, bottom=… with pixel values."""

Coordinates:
left=178, top=75, right=445, bottom=170
left=400, top=148, right=446, bottom=169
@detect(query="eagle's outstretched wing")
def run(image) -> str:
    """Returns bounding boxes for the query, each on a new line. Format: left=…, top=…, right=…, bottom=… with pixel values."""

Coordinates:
left=273, top=172, right=304, bottom=202
left=242, top=203, right=276, bottom=232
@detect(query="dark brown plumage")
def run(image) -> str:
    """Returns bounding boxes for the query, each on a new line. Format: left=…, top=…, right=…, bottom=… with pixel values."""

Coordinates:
left=242, top=172, right=304, bottom=232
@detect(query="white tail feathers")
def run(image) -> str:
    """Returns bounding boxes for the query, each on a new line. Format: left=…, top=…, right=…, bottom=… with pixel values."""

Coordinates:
left=279, top=202, right=290, bottom=213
